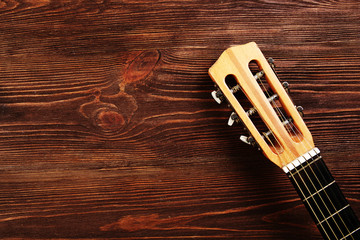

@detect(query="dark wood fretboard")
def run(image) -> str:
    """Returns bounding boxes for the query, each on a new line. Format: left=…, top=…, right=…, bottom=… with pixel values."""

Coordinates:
left=284, top=150, right=360, bottom=240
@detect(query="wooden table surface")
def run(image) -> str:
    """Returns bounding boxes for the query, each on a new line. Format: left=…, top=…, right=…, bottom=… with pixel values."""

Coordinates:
left=1, top=0, right=359, bottom=239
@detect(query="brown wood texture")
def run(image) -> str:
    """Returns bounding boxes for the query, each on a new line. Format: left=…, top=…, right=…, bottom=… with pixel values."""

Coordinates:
left=0, top=0, right=359, bottom=239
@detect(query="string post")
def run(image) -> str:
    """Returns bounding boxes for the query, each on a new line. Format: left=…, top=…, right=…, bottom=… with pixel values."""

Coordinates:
left=296, top=106, right=304, bottom=117
left=282, top=81, right=290, bottom=93
left=267, top=57, right=275, bottom=69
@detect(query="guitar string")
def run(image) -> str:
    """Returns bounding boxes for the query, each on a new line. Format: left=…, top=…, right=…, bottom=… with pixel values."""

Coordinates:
left=260, top=65, right=353, bottom=239
left=256, top=70, right=349, bottom=240
left=249, top=102, right=333, bottom=239
left=231, top=64, right=350, bottom=239
left=280, top=113, right=354, bottom=239
left=260, top=66, right=355, bottom=239
left=268, top=101, right=346, bottom=239
left=253, top=90, right=335, bottom=240
left=271, top=89, right=354, bottom=238
left=233, top=75, right=331, bottom=239
left=254, top=67, right=346, bottom=239
left=294, top=135, right=354, bottom=239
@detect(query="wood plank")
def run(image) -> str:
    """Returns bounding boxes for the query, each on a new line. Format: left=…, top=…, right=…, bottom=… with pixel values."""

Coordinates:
left=0, top=0, right=359, bottom=239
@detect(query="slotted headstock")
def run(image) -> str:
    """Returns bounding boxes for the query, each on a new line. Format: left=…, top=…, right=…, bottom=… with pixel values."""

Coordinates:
left=209, top=42, right=314, bottom=168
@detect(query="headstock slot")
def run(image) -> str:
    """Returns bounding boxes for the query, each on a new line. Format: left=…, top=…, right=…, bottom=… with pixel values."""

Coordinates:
left=224, top=74, right=253, bottom=114
left=225, top=64, right=286, bottom=155
left=209, top=42, right=314, bottom=167
left=247, top=60, right=305, bottom=145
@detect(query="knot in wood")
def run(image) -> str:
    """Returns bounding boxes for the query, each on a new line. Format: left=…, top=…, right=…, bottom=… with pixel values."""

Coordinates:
left=95, top=108, right=125, bottom=131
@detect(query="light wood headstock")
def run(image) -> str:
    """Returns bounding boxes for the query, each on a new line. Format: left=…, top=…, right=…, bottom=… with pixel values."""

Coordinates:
left=209, top=42, right=314, bottom=168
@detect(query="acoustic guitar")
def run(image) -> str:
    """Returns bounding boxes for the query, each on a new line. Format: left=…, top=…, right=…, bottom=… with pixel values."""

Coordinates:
left=208, top=42, right=360, bottom=240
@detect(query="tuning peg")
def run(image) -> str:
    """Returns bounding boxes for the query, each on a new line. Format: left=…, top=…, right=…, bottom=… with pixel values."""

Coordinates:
left=212, top=83, right=242, bottom=104
left=228, top=112, right=239, bottom=126
left=240, top=135, right=251, bottom=145
left=268, top=58, right=276, bottom=70
left=211, top=89, right=224, bottom=104
left=296, top=106, right=304, bottom=117
left=282, top=81, right=290, bottom=93
left=267, top=57, right=275, bottom=65
left=240, top=135, right=256, bottom=146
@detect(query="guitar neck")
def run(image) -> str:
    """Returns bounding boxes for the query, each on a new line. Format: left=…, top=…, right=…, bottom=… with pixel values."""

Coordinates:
left=283, top=148, right=360, bottom=240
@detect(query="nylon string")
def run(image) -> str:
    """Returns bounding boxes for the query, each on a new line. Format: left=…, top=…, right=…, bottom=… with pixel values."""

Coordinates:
left=255, top=67, right=350, bottom=239
left=257, top=67, right=353, bottom=240
left=234, top=75, right=331, bottom=239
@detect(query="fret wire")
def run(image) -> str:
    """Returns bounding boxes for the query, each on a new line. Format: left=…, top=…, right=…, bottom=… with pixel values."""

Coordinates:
left=340, top=227, right=360, bottom=240
left=317, top=204, right=350, bottom=226
left=302, top=180, right=336, bottom=202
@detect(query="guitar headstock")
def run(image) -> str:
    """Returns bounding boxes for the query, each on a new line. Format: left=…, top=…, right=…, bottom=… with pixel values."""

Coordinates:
left=209, top=42, right=314, bottom=168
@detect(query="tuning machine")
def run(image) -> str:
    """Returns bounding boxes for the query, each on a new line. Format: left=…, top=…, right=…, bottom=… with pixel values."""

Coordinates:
left=228, top=112, right=239, bottom=126
left=228, top=89, right=280, bottom=127
left=240, top=135, right=255, bottom=145
left=211, top=89, right=224, bottom=104
left=211, top=83, right=242, bottom=104
left=228, top=106, right=258, bottom=126
left=240, top=135, right=260, bottom=150
left=227, top=111, right=261, bottom=149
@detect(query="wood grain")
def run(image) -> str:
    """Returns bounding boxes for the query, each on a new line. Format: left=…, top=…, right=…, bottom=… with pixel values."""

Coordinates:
left=0, top=0, right=359, bottom=239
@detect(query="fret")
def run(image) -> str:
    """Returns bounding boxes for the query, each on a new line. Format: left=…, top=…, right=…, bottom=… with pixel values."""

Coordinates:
left=316, top=206, right=360, bottom=240
left=303, top=180, right=348, bottom=220
left=290, top=159, right=339, bottom=203
left=302, top=180, right=336, bottom=202
left=284, top=148, right=360, bottom=240
left=317, top=204, right=350, bottom=226
left=340, top=227, right=360, bottom=240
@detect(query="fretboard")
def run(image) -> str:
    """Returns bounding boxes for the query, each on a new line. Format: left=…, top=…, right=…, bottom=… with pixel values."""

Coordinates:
left=283, top=148, right=360, bottom=240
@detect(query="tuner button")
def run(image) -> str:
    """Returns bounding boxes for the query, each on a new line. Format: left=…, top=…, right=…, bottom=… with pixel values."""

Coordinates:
left=228, top=112, right=239, bottom=126
left=211, top=90, right=223, bottom=104
left=240, top=135, right=256, bottom=146
left=240, top=135, right=251, bottom=145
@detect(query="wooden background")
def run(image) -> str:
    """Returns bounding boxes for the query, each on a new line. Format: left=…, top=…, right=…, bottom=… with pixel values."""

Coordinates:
left=0, top=0, right=359, bottom=239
